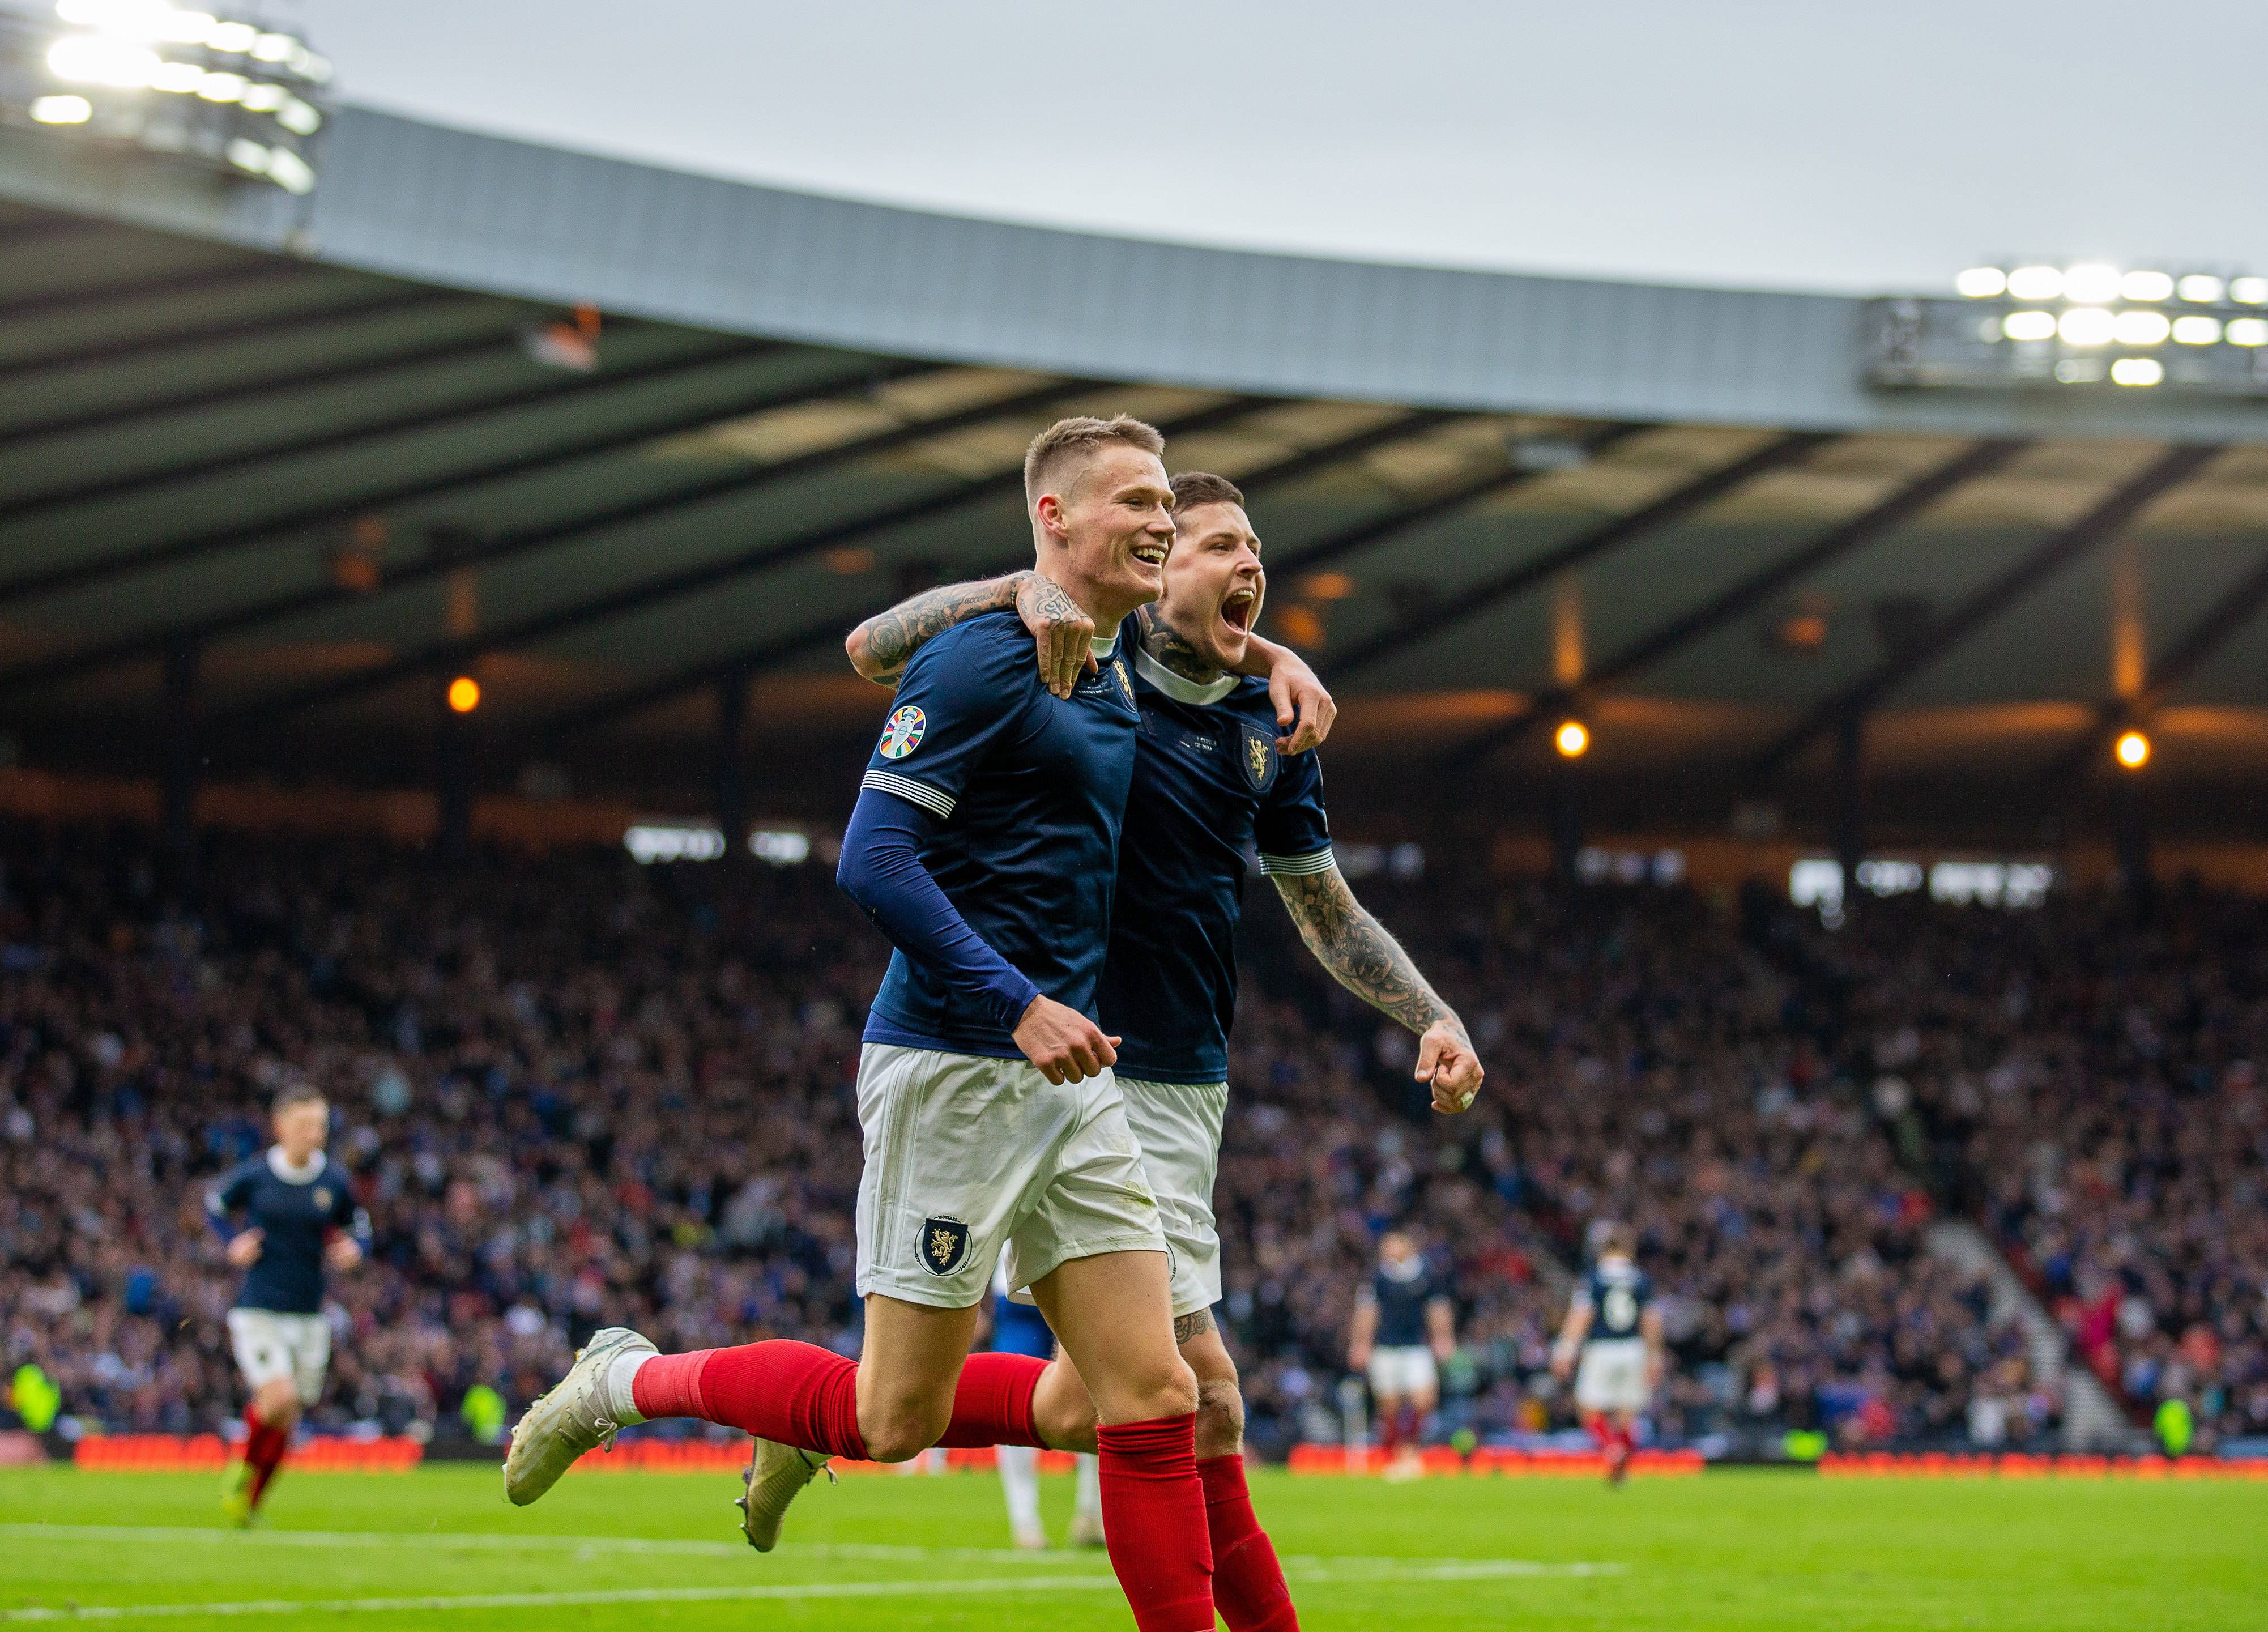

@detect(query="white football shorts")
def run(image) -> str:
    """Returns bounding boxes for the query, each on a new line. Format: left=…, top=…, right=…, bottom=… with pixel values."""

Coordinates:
left=1116, top=1077, right=1229, bottom=1320
left=854, top=1044, right=1167, bottom=1309
left=1574, top=1336, right=1652, bottom=1413
left=1366, top=1344, right=1439, bottom=1399
left=225, top=1307, right=331, bottom=1403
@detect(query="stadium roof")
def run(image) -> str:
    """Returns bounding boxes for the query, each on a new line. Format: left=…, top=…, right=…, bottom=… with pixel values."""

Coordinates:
left=3, top=108, right=2267, bottom=845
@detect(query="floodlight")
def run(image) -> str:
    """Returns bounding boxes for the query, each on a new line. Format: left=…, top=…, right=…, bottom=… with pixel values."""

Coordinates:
left=1554, top=721, right=1589, bottom=759
left=238, top=80, right=284, bottom=110
left=2001, top=310, right=2057, bottom=341
left=2111, top=310, right=2169, bottom=346
left=149, top=59, right=201, bottom=90
left=2177, top=275, right=2226, bottom=303
left=197, top=70, right=246, bottom=102
left=250, top=31, right=293, bottom=62
left=48, top=33, right=159, bottom=84
left=1955, top=267, right=2006, bottom=298
left=2227, top=319, right=2268, bottom=347
left=265, top=147, right=314, bottom=193
left=2110, top=357, right=2163, bottom=387
left=2006, top=265, right=2062, bottom=300
left=276, top=95, right=321, bottom=134
left=2114, top=730, right=2150, bottom=769
left=446, top=676, right=481, bottom=714
left=2058, top=308, right=2114, bottom=346
left=2062, top=263, right=2120, bottom=304
left=29, top=93, right=92, bottom=122
left=2232, top=278, right=2268, bottom=305
left=2120, top=270, right=2173, bottom=302
left=223, top=137, right=266, bottom=172
left=206, top=18, right=255, bottom=52
left=2172, top=316, right=2222, bottom=345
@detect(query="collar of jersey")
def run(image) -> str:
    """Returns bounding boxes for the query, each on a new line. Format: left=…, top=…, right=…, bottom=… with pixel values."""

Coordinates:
left=1089, top=630, right=1120, bottom=661
left=1132, top=645, right=1237, bottom=705
left=267, top=1147, right=327, bottom=1185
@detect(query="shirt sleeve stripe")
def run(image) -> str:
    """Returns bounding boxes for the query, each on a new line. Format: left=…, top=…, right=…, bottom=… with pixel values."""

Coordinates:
left=862, top=769, right=955, bottom=820
left=1257, top=846, right=1335, bottom=876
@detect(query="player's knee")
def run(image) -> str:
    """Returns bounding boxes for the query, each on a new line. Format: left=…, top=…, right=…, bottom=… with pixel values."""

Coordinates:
left=859, top=1399, right=949, bottom=1464
left=1194, top=1377, right=1244, bottom=1457
left=1136, top=1354, right=1200, bottom=1422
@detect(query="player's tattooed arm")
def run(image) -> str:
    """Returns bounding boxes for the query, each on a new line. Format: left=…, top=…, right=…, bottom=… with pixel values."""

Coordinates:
left=1273, top=863, right=1483, bottom=1112
left=846, top=574, right=1026, bottom=684
left=1173, top=1308, right=1216, bottom=1344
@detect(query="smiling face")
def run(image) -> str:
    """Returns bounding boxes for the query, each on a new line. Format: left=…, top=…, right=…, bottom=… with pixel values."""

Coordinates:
left=1034, top=441, right=1175, bottom=626
left=1157, top=500, right=1265, bottom=672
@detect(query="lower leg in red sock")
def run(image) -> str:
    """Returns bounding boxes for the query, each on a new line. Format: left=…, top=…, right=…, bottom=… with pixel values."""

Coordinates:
left=632, top=1341, right=868, bottom=1461
left=1097, top=1414, right=1214, bottom=1632
left=1199, top=1454, right=1298, bottom=1631
left=242, top=1407, right=290, bottom=1508
left=933, top=1352, right=1046, bottom=1448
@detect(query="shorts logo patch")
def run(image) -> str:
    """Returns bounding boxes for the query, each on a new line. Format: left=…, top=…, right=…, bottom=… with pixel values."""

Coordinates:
left=918, top=1215, right=971, bottom=1277
left=878, top=705, right=927, bottom=760
left=312, top=1187, right=331, bottom=1211
left=1239, top=725, right=1277, bottom=792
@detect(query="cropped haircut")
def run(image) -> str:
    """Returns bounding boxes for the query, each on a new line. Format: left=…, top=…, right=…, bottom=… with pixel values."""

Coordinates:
left=1601, top=1225, right=1637, bottom=1258
left=1170, top=471, right=1246, bottom=514
left=1021, top=415, right=1165, bottom=510
left=272, top=1084, right=327, bottom=1119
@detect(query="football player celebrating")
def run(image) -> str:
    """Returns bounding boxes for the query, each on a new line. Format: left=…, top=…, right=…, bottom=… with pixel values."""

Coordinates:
left=1550, top=1225, right=1664, bottom=1484
left=812, top=468, right=1483, bottom=1630
left=205, top=1085, right=368, bottom=1524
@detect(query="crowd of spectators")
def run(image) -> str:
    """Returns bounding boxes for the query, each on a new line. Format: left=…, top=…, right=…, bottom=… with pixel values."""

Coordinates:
left=2, top=824, right=2255, bottom=1455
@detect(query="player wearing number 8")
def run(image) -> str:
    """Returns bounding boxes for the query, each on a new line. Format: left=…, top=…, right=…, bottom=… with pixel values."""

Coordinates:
left=1550, top=1224, right=1665, bottom=1485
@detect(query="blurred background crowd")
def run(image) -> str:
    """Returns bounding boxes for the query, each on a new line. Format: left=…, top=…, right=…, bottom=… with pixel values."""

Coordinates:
left=2, top=826, right=2260, bottom=1456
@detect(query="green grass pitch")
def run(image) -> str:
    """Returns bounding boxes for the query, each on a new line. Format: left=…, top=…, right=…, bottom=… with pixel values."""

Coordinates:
left=0, top=1462, right=2258, bottom=1629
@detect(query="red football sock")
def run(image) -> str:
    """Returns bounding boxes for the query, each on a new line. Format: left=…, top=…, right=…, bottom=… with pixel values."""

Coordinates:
left=1096, top=1414, right=1214, bottom=1632
left=1376, top=1405, right=1399, bottom=1455
left=632, top=1341, right=868, bottom=1461
left=934, top=1352, right=1046, bottom=1448
left=242, top=1405, right=289, bottom=1507
left=1585, top=1415, right=1612, bottom=1451
left=1199, top=1454, right=1298, bottom=1631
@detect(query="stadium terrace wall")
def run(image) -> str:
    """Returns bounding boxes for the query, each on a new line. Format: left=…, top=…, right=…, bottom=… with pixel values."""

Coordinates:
left=4, top=111, right=2268, bottom=445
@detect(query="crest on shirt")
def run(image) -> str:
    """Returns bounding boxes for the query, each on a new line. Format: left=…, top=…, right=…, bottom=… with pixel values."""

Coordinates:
left=1239, top=725, right=1277, bottom=792
left=312, top=1187, right=332, bottom=1212
left=918, top=1215, right=971, bottom=1277
left=1112, top=660, right=1133, bottom=705
left=878, top=705, right=927, bottom=760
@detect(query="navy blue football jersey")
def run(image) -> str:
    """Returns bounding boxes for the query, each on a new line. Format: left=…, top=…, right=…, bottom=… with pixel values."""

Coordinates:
left=1098, top=646, right=1332, bottom=1084
left=204, top=1150, right=368, bottom=1315
left=1574, top=1258, right=1655, bottom=1343
left=859, top=610, right=1142, bottom=1059
left=1365, top=1259, right=1446, bottom=1349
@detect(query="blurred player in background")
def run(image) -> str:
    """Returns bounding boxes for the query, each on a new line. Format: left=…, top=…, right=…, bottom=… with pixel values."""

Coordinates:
left=1551, top=1225, right=1664, bottom=1485
left=204, top=1085, right=368, bottom=1524
left=1349, top=1231, right=1455, bottom=1481
left=986, top=1263, right=1103, bottom=1550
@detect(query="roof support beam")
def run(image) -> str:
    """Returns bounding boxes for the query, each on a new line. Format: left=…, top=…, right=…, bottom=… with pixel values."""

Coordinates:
left=1445, top=438, right=2026, bottom=765
left=0, top=331, right=758, bottom=527
left=2046, top=534, right=2268, bottom=782
left=0, top=258, right=300, bottom=326
left=225, top=393, right=1269, bottom=726
left=536, top=408, right=1463, bottom=737
left=1748, top=443, right=2219, bottom=781
left=0, top=287, right=453, bottom=387
left=1325, top=431, right=1832, bottom=680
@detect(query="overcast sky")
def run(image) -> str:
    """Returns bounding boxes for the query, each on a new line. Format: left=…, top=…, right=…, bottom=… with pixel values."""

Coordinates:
left=283, top=1, right=2266, bottom=296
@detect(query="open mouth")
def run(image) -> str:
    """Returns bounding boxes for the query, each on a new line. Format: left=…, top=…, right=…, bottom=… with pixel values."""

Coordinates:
left=1220, top=588, right=1256, bottom=634
left=1131, top=542, right=1169, bottom=569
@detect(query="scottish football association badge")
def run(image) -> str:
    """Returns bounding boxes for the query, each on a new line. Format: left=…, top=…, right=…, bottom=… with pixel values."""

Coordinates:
left=878, top=705, right=926, bottom=760
left=312, top=1187, right=331, bottom=1212
left=918, top=1215, right=971, bottom=1277
left=1239, top=725, right=1277, bottom=792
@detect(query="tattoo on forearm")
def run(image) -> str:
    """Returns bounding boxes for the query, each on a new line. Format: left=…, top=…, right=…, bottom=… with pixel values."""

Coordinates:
left=1139, top=604, right=1222, bottom=685
left=1174, top=1308, right=1216, bottom=1344
left=1020, top=572, right=1088, bottom=634
left=856, top=575, right=1024, bottom=680
left=1273, top=867, right=1464, bottom=1042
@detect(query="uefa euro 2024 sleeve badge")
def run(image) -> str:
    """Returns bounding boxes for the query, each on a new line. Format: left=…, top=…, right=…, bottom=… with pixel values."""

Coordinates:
left=1239, top=724, right=1277, bottom=792
left=878, top=705, right=926, bottom=760
left=918, top=1215, right=971, bottom=1277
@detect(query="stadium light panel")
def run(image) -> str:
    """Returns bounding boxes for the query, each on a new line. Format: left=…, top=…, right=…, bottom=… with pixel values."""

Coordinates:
left=1553, top=721, right=1589, bottom=759
left=1954, top=267, right=2006, bottom=298
left=2110, top=357, right=2163, bottom=387
left=2227, top=319, right=2268, bottom=347
left=2233, top=278, right=2268, bottom=305
left=265, top=147, right=314, bottom=193
left=224, top=137, right=267, bottom=173
left=2058, top=308, right=2114, bottom=346
left=47, top=33, right=160, bottom=84
left=28, top=93, right=92, bottom=122
left=2120, top=270, right=2174, bottom=302
left=149, top=59, right=201, bottom=90
left=197, top=70, right=246, bottom=101
left=2062, top=263, right=2121, bottom=304
left=206, top=18, right=254, bottom=52
left=2172, top=316, right=2222, bottom=345
left=2111, top=310, right=2170, bottom=346
left=2006, top=265, right=2063, bottom=300
left=250, top=31, right=293, bottom=62
left=2001, top=310, right=2057, bottom=342
left=2114, top=730, right=2151, bottom=769
left=2177, top=275, right=2226, bottom=304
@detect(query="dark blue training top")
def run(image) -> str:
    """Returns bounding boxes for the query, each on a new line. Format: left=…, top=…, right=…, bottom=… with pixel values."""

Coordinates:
left=1098, top=647, right=1332, bottom=1085
left=841, top=610, right=1141, bottom=1059
left=1574, top=1258, right=1656, bottom=1344
left=1365, top=1258, right=1448, bottom=1349
left=204, top=1150, right=370, bottom=1315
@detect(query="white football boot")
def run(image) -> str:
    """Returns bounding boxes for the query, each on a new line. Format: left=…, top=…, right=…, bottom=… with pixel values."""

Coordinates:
left=736, top=1437, right=834, bottom=1552
left=502, top=1326, right=655, bottom=1506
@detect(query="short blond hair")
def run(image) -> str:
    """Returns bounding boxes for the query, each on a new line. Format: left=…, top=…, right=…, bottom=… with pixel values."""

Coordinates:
left=1022, top=415, right=1165, bottom=510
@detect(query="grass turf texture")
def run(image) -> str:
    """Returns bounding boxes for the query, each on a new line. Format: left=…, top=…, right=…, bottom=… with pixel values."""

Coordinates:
left=0, top=1463, right=2259, bottom=1629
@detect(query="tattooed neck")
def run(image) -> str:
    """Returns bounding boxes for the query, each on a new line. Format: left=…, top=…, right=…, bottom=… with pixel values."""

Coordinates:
left=1140, top=606, right=1223, bottom=684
